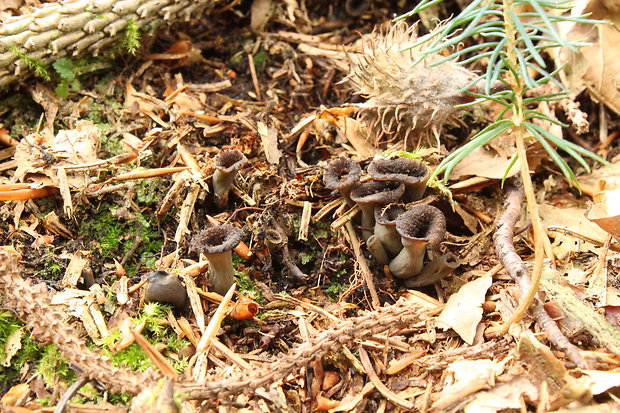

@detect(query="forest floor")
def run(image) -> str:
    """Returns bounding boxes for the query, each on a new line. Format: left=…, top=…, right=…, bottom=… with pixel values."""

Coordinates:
left=1, top=0, right=620, bottom=412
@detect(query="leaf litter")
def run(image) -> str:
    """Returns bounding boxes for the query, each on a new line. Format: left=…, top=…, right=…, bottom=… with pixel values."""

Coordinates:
left=0, top=1, right=620, bottom=412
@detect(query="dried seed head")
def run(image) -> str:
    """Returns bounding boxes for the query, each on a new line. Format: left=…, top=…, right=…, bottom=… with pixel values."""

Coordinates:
left=346, top=21, right=479, bottom=146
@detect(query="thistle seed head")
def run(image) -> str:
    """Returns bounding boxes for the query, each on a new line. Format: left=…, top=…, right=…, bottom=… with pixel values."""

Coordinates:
left=346, top=21, right=479, bottom=147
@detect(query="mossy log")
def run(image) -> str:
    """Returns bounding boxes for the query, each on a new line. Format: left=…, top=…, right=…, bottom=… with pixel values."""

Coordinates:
left=0, top=0, right=220, bottom=87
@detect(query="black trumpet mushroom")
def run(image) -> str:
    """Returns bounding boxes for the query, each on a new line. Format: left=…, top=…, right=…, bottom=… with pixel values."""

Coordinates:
left=389, top=205, right=446, bottom=279
left=190, top=224, right=243, bottom=295
left=323, top=158, right=362, bottom=206
left=144, top=270, right=188, bottom=310
left=350, top=180, right=405, bottom=240
left=367, top=157, right=430, bottom=202
left=374, top=203, right=405, bottom=257
left=402, top=252, right=459, bottom=288
left=213, top=149, right=247, bottom=209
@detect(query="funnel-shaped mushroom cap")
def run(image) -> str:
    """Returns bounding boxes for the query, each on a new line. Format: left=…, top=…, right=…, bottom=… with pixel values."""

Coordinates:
left=350, top=180, right=405, bottom=239
left=214, top=149, right=247, bottom=173
left=389, top=205, right=446, bottom=279
left=190, top=224, right=243, bottom=295
left=323, top=158, right=361, bottom=190
left=367, top=158, right=430, bottom=202
left=395, top=205, right=446, bottom=248
left=375, top=203, right=405, bottom=226
left=190, top=224, right=243, bottom=254
left=323, top=158, right=362, bottom=206
left=350, top=180, right=405, bottom=210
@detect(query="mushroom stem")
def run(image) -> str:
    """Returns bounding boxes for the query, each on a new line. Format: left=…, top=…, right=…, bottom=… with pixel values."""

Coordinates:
left=205, top=250, right=236, bottom=295
left=212, top=169, right=236, bottom=207
left=367, top=235, right=389, bottom=265
left=403, top=253, right=459, bottom=288
left=389, top=239, right=428, bottom=279
left=358, top=204, right=376, bottom=239
left=374, top=204, right=404, bottom=256
left=212, top=149, right=247, bottom=209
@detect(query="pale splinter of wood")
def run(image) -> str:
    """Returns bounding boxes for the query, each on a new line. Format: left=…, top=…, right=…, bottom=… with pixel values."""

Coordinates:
left=191, top=284, right=236, bottom=381
left=298, top=201, right=312, bottom=241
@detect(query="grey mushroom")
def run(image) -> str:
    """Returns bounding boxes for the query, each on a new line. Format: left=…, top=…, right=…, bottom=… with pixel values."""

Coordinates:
left=213, top=149, right=247, bottom=209
left=389, top=205, right=446, bottom=279
left=323, top=158, right=362, bottom=206
left=367, top=234, right=389, bottom=265
left=190, top=224, right=243, bottom=295
left=403, top=253, right=459, bottom=288
left=367, top=157, right=430, bottom=202
left=144, top=270, right=188, bottom=310
left=349, top=179, right=405, bottom=239
left=374, top=203, right=405, bottom=256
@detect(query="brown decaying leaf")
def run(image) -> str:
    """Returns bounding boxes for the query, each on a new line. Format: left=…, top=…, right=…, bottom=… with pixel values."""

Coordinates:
left=437, top=275, right=492, bottom=345
left=587, top=188, right=620, bottom=239
left=556, top=0, right=620, bottom=115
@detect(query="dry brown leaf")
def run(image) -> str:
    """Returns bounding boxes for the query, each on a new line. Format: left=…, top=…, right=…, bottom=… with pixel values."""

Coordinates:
left=556, top=0, right=620, bottom=115
left=258, top=121, right=282, bottom=165
left=0, top=383, right=29, bottom=407
left=586, top=188, right=620, bottom=239
left=13, top=120, right=101, bottom=190
left=1, top=327, right=23, bottom=367
left=250, top=0, right=275, bottom=31
left=451, top=146, right=519, bottom=180
left=437, top=275, right=492, bottom=344
left=540, top=203, right=609, bottom=258
left=464, top=377, right=538, bottom=413
left=581, top=370, right=620, bottom=395
left=578, top=161, right=620, bottom=196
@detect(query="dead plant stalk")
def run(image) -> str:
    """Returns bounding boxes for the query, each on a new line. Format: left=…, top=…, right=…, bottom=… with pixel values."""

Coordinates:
left=498, top=0, right=553, bottom=333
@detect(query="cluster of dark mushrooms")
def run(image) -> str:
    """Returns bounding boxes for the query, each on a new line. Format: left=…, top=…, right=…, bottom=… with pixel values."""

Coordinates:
left=324, top=156, right=459, bottom=288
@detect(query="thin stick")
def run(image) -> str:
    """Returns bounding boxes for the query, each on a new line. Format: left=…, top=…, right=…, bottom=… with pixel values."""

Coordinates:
left=331, top=204, right=360, bottom=232
left=248, top=54, right=262, bottom=100
left=345, top=221, right=380, bottom=309
left=358, top=345, right=414, bottom=410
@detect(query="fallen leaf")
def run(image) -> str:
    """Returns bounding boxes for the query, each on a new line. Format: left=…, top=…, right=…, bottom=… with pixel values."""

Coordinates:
left=1, top=327, right=23, bottom=367
left=0, top=383, right=29, bottom=407
left=464, top=377, right=538, bottom=413
left=556, top=0, right=620, bottom=115
left=582, top=370, right=620, bottom=394
left=540, top=203, right=610, bottom=258
left=586, top=188, right=620, bottom=239
left=437, top=275, right=492, bottom=344
left=251, top=0, right=275, bottom=31
left=258, top=121, right=282, bottom=165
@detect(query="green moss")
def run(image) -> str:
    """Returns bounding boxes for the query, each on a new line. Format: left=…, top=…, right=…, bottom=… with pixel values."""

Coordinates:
left=121, top=19, right=141, bottom=55
left=234, top=269, right=263, bottom=302
left=136, top=178, right=166, bottom=206
left=36, top=345, right=74, bottom=387
left=77, top=208, right=163, bottom=272
left=325, top=269, right=347, bottom=299
left=102, top=303, right=189, bottom=373
left=11, top=46, right=51, bottom=81
left=0, top=311, right=42, bottom=388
